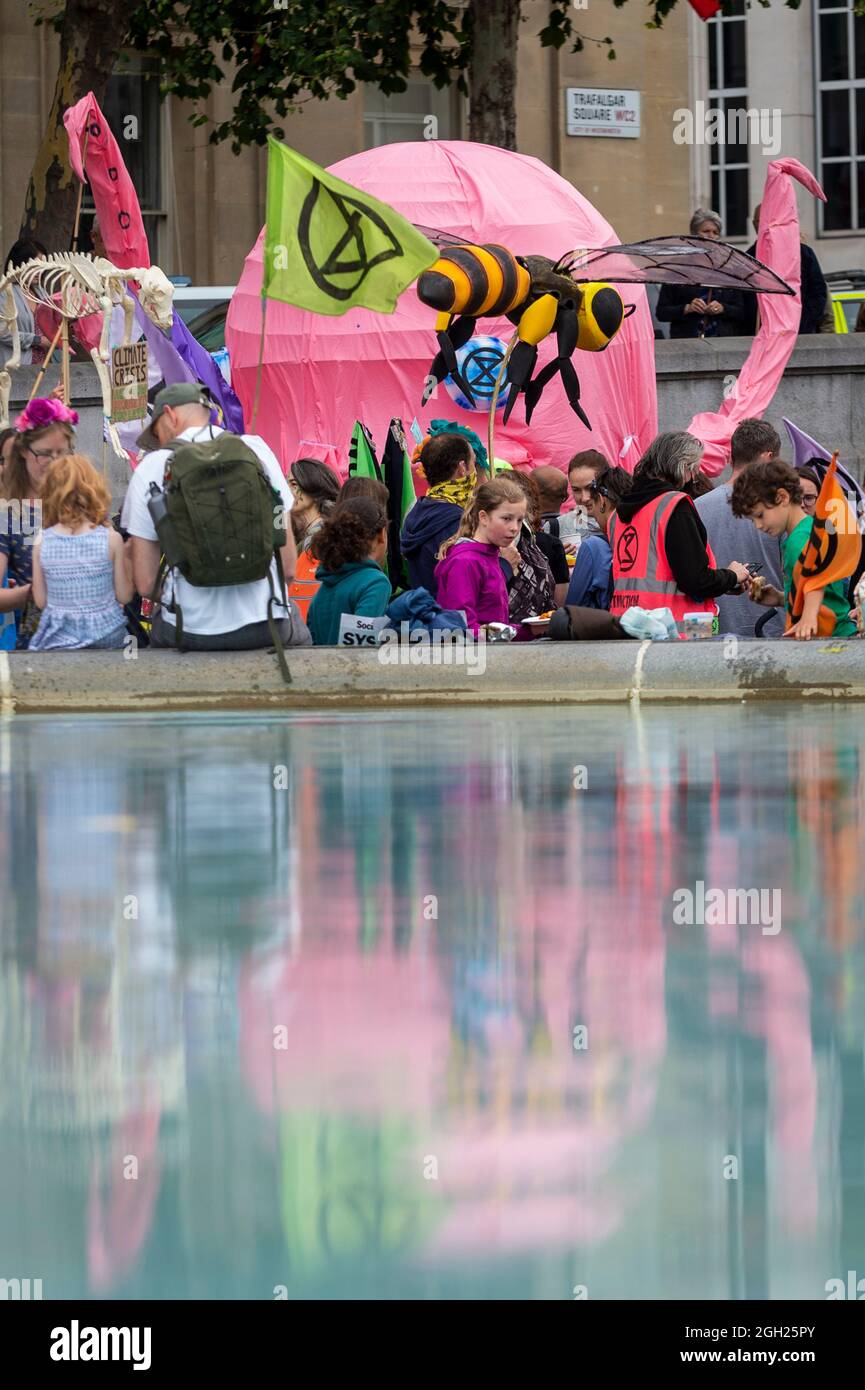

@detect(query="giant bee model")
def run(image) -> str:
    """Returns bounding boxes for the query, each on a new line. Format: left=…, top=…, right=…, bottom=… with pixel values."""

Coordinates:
left=416, top=233, right=794, bottom=430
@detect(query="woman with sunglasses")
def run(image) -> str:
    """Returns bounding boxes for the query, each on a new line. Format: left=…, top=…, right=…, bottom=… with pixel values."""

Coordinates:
left=566, top=465, right=634, bottom=609
left=0, top=397, right=78, bottom=648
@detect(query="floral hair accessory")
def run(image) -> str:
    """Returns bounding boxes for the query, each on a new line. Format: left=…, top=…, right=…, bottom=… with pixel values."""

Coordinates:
left=14, top=398, right=79, bottom=433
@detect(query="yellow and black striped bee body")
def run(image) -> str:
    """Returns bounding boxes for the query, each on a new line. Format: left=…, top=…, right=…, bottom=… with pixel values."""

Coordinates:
left=417, top=238, right=633, bottom=426
left=418, top=244, right=531, bottom=320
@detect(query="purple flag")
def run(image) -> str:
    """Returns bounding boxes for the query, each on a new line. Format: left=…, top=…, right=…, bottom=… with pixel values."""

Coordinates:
left=134, top=300, right=197, bottom=387
left=170, top=312, right=245, bottom=434
left=783, top=416, right=865, bottom=517
left=782, top=417, right=832, bottom=469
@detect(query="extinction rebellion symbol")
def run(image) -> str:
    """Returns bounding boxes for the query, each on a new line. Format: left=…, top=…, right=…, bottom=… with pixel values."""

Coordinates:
left=297, top=179, right=403, bottom=301
left=616, top=525, right=639, bottom=573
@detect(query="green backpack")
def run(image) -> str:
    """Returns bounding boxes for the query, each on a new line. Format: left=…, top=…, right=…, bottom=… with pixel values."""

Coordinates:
left=150, top=433, right=292, bottom=682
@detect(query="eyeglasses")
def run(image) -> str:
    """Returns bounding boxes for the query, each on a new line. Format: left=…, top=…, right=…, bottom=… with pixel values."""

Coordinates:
left=27, top=447, right=68, bottom=462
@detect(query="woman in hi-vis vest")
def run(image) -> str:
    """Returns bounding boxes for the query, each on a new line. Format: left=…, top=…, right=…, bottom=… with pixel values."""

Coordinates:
left=608, top=432, right=751, bottom=626
left=288, top=458, right=341, bottom=621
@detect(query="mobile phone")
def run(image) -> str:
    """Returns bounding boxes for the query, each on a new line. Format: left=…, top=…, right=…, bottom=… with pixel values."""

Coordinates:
left=745, top=562, right=762, bottom=577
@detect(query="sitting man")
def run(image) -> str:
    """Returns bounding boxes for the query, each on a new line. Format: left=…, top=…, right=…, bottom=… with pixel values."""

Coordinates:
left=695, top=418, right=784, bottom=638
left=122, top=382, right=310, bottom=650
left=401, top=432, right=476, bottom=598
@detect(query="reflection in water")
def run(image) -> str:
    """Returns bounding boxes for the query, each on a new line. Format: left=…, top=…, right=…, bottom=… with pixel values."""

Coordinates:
left=0, top=707, right=864, bottom=1300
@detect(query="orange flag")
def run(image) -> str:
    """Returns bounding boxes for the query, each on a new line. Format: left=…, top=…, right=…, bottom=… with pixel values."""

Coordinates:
left=788, top=454, right=861, bottom=633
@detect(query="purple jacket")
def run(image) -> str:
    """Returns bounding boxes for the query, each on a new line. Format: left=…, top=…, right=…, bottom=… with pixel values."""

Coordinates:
left=434, top=539, right=509, bottom=634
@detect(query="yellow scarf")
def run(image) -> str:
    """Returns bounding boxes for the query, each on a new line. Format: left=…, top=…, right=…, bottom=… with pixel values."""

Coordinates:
left=426, top=475, right=476, bottom=509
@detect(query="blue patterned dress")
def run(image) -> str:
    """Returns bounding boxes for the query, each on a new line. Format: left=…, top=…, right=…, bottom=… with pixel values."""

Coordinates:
left=0, top=500, right=39, bottom=649
left=29, top=527, right=128, bottom=651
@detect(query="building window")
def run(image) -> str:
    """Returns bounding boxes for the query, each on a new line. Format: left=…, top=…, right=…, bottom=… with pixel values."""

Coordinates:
left=707, top=0, right=749, bottom=238
left=82, top=57, right=165, bottom=260
left=816, top=0, right=865, bottom=231
left=363, top=81, right=460, bottom=148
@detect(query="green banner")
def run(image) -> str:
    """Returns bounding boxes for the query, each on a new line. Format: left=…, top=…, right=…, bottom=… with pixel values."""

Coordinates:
left=348, top=421, right=382, bottom=481
left=263, top=137, right=437, bottom=316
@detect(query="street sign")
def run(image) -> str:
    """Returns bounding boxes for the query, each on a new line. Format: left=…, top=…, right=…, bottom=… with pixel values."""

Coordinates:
left=566, top=88, right=641, bottom=139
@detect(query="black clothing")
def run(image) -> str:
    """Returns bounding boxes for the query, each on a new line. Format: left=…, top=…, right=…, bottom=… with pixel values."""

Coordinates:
left=400, top=497, right=463, bottom=598
left=742, top=241, right=828, bottom=335
left=616, top=477, right=740, bottom=602
left=535, top=529, right=570, bottom=584
left=655, top=282, right=747, bottom=339
left=503, top=530, right=569, bottom=590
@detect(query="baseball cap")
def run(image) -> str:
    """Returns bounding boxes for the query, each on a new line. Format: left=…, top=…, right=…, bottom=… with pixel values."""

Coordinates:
left=136, top=382, right=210, bottom=452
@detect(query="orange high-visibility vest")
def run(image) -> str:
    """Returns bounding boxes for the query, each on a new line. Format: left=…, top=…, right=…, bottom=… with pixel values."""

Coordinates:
left=608, top=490, right=718, bottom=620
left=289, top=548, right=321, bottom=622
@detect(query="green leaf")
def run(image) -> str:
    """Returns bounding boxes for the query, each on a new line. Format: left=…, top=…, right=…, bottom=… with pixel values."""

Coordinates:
left=538, top=24, right=567, bottom=49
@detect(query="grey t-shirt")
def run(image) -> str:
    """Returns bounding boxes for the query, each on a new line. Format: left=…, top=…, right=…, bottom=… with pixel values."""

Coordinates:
left=696, top=483, right=785, bottom=638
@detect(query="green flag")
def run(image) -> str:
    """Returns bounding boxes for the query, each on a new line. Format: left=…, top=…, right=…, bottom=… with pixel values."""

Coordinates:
left=263, top=137, right=437, bottom=316
left=348, top=421, right=381, bottom=481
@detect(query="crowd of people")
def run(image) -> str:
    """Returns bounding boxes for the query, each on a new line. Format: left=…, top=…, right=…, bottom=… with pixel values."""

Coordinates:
left=1, top=376, right=862, bottom=654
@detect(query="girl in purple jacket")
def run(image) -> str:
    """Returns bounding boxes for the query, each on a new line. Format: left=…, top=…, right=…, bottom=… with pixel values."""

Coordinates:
left=434, top=478, right=526, bottom=634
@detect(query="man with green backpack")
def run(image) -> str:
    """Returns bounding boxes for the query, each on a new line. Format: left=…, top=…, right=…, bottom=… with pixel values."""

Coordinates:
left=121, top=383, right=311, bottom=678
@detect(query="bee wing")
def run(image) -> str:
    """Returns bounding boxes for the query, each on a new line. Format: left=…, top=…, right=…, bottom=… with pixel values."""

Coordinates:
left=413, top=225, right=477, bottom=249
left=557, top=236, right=794, bottom=294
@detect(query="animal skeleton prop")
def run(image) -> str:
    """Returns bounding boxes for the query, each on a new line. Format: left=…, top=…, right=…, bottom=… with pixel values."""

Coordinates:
left=0, top=253, right=173, bottom=456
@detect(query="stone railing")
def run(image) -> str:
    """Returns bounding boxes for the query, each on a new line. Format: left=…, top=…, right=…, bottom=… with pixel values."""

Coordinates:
left=655, top=334, right=865, bottom=476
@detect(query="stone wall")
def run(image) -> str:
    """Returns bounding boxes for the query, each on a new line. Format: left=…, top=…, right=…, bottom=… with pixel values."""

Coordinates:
left=656, top=336, right=865, bottom=477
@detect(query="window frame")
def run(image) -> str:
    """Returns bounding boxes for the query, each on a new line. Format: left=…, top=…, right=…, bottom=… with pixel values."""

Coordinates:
left=707, top=5, right=750, bottom=241
left=814, top=0, right=865, bottom=235
left=362, top=79, right=464, bottom=150
left=80, top=54, right=169, bottom=263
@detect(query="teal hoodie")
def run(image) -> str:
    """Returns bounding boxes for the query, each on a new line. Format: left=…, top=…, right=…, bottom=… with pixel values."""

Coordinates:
left=307, top=559, right=392, bottom=645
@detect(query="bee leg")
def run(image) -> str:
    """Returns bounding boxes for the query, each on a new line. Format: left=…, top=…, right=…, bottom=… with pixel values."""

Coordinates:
left=502, top=380, right=522, bottom=425
left=523, top=310, right=589, bottom=427
left=524, top=359, right=590, bottom=430
left=523, top=359, right=561, bottom=424
left=501, top=340, right=537, bottom=424
left=422, top=315, right=478, bottom=406
left=559, top=358, right=591, bottom=430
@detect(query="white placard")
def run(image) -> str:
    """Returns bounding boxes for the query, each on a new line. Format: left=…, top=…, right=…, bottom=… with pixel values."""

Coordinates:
left=110, top=341, right=149, bottom=422
left=338, top=613, right=390, bottom=647
left=566, top=88, right=640, bottom=139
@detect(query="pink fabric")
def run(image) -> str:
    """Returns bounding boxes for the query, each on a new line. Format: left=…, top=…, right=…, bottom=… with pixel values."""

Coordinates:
left=687, top=158, right=826, bottom=475
left=63, top=93, right=150, bottom=271
left=226, top=141, right=658, bottom=478
left=35, top=299, right=104, bottom=355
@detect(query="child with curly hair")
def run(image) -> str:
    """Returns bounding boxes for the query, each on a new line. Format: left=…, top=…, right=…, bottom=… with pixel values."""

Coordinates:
left=307, top=497, right=391, bottom=645
left=731, top=457, right=857, bottom=640
left=29, top=453, right=133, bottom=651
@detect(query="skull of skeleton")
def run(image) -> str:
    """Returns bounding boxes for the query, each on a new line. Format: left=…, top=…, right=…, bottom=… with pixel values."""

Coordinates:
left=137, top=267, right=175, bottom=329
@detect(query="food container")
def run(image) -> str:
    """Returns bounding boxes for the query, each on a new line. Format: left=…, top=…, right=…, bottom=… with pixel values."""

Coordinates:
left=679, top=612, right=715, bottom=640
left=523, top=612, right=555, bottom=637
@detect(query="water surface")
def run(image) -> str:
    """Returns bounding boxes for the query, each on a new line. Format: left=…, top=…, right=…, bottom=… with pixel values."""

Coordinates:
left=1, top=705, right=863, bottom=1300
